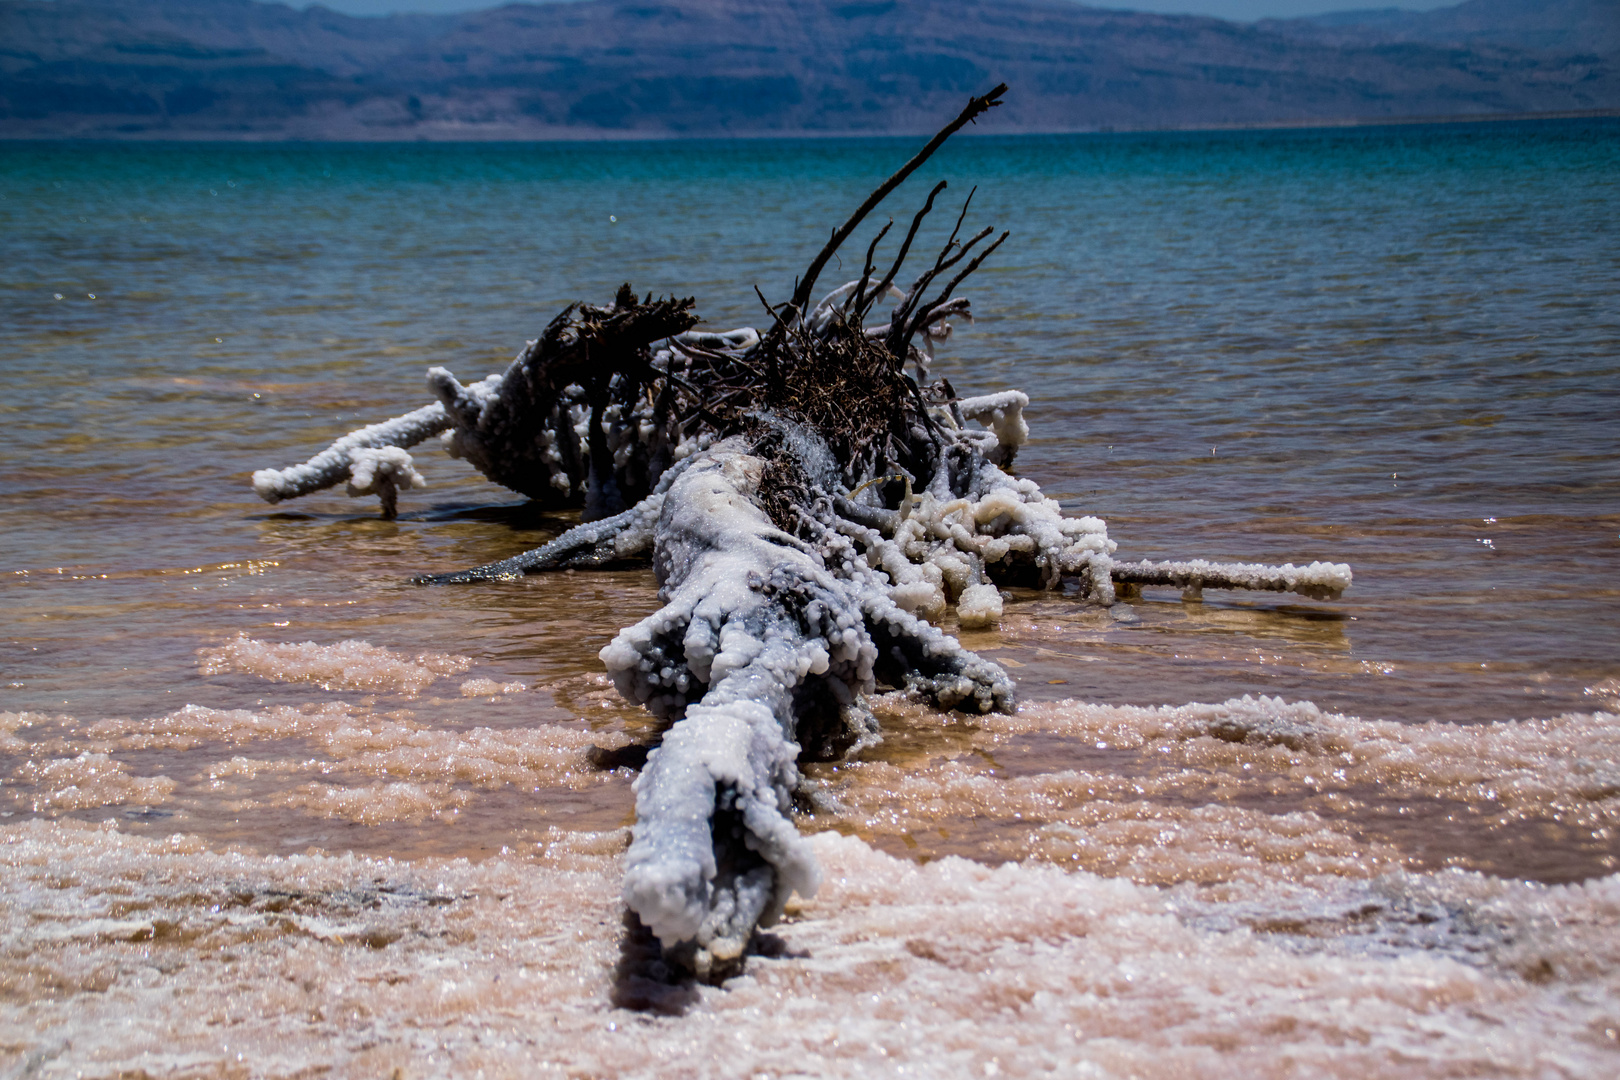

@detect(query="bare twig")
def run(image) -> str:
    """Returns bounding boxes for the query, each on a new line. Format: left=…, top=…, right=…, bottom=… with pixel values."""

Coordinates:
left=884, top=190, right=985, bottom=357
left=846, top=219, right=895, bottom=320
left=862, top=180, right=948, bottom=323
left=773, top=84, right=1007, bottom=339
left=900, top=231, right=1009, bottom=353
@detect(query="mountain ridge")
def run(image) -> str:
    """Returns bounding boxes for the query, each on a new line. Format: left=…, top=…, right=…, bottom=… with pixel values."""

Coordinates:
left=1264, top=0, right=1620, bottom=57
left=2, top=0, right=1615, bottom=138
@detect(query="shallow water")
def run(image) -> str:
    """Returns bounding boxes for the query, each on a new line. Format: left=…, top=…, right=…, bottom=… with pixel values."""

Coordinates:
left=2, top=121, right=1619, bottom=1075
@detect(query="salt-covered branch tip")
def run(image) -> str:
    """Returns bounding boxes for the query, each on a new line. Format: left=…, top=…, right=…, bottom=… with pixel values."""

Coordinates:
left=247, top=86, right=1352, bottom=978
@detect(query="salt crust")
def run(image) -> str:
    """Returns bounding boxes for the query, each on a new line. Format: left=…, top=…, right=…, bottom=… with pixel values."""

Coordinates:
left=459, top=677, right=528, bottom=698
left=278, top=780, right=471, bottom=825
left=816, top=695, right=1620, bottom=889
left=345, top=444, right=427, bottom=515
left=957, top=390, right=1029, bottom=452
left=4, top=699, right=630, bottom=827
left=199, top=634, right=471, bottom=696
left=827, top=753, right=1404, bottom=887
left=2, top=819, right=1617, bottom=1078
left=10, top=703, right=627, bottom=809
left=993, top=695, right=1620, bottom=828
left=13, top=752, right=175, bottom=812
left=834, top=446, right=1119, bottom=617
left=956, top=582, right=1004, bottom=628
left=0, top=710, right=42, bottom=752
left=1587, top=677, right=1620, bottom=709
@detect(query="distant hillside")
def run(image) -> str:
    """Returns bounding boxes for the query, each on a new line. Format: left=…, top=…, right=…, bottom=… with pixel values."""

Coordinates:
left=1, top=0, right=1615, bottom=139
left=1263, top=0, right=1620, bottom=57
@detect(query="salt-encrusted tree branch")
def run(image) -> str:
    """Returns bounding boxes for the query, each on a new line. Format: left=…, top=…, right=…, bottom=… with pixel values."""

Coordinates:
left=414, top=456, right=707, bottom=584
left=250, top=292, right=697, bottom=518
left=602, top=440, right=1011, bottom=976
left=1111, top=558, right=1353, bottom=601
left=415, top=502, right=657, bottom=584
left=251, top=400, right=458, bottom=505
left=242, top=84, right=1355, bottom=980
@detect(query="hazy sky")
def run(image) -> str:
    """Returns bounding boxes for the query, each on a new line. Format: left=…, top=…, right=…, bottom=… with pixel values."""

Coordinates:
left=299, top=1, right=1464, bottom=22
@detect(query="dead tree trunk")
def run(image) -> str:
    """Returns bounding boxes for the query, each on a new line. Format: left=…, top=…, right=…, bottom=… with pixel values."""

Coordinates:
left=248, top=84, right=1352, bottom=977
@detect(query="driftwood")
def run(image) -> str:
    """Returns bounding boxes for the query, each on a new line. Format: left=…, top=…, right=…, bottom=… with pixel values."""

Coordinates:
left=249, top=85, right=1352, bottom=977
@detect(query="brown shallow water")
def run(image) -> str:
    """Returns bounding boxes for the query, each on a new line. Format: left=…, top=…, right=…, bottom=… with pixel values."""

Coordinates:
left=2, top=127, right=1619, bottom=1075
left=6, top=512, right=1616, bottom=883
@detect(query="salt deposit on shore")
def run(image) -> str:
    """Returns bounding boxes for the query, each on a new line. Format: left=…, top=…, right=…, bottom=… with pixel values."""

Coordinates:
left=199, top=635, right=472, bottom=696
left=3, top=656, right=1619, bottom=1076
left=2, top=818, right=1617, bottom=1078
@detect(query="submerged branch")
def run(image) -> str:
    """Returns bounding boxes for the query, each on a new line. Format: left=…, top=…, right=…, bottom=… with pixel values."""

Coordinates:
left=1111, top=558, right=1353, bottom=601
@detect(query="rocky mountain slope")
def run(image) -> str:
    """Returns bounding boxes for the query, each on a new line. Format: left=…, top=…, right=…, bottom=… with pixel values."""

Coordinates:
left=2, top=0, right=1614, bottom=138
left=1265, top=0, right=1619, bottom=57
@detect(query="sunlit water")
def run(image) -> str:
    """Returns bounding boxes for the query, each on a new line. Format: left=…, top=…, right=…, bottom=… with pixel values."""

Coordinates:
left=2, top=121, right=1618, bottom=1076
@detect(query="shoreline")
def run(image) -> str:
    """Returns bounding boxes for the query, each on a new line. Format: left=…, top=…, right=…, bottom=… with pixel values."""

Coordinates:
left=3, top=108, right=1617, bottom=145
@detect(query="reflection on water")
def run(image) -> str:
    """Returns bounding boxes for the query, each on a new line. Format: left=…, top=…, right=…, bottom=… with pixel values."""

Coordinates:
left=2, top=122, right=1619, bottom=1074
